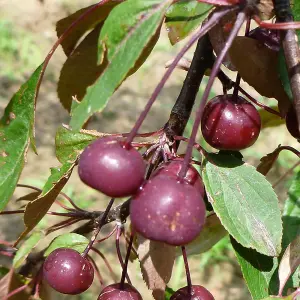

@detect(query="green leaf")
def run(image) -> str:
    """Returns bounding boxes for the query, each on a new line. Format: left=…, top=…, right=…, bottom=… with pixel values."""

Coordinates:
left=232, top=237, right=278, bottom=299
left=278, top=48, right=293, bottom=102
left=165, top=0, right=212, bottom=45
left=202, top=153, right=282, bottom=256
left=70, top=0, right=172, bottom=130
left=13, top=231, right=44, bottom=269
left=0, top=64, right=43, bottom=211
left=16, top=161, right=76, bottom=244
left=258, top=106, right=285, bottom=129
left=177, top=213, right=227, bottom=256
left=0, top=267, right=9, bottom=278
left=232, top=171, right=300, bottom=299
left=56, top=2, right=120, bottom=56
left=44, top=233, right=89, bottom=256
left=55, top=127, right=100, bottom=163
left=165, top=286, right=175, bottom=300
left=282, top=171, right=300, bottom=249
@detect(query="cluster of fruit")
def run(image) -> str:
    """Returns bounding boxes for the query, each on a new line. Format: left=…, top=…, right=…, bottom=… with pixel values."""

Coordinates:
left=42, top=89, right=298, bottom=298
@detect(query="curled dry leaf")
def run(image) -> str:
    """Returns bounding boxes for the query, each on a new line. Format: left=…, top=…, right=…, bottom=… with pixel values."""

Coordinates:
left=278, top=235, right=300, bottom=296
left=257, top=0, right=275, bottom=20
left=137, top=235, right=176, bottom=300
left=208, top=10, right=237, bottom=71
left=229, top=37, right=290, bottom=115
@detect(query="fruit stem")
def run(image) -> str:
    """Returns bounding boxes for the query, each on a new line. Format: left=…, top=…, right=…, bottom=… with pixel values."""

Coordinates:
left=181, top=246, right=192, bottom=295
left=116, top=224, right=132, bottom=285
left=87, top=255, right=104, bottom=286
left=120, top=231, right=135, bottom=290
left=91, top=247, right=119, bottom=282
left=272, top=160, right=300, bottom=188
left=82, top=198, right=115, bottom=258
left=178, top=11, right=247, bottom=179
left=238, top=87, right=282, bottom=117
left=125, top=7, right=235, bottom=147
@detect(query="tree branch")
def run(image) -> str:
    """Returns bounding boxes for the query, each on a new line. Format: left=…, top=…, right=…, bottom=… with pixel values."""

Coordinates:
left=274, top=0, right=300, bottom=132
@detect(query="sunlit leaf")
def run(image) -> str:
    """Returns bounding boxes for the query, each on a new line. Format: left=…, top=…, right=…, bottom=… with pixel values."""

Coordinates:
left=44, top=233, right=89, bottom=256
left=55, top=126, right=104, bottom=163
left=13, top=231, right=44, bottom=269
left=70, top=0, right=172, bottom=130
left=202, top=152, right=282, bottom=256
left=0, top=64, right=43, bottom=211
left=165, top=0, right=212, bottom=45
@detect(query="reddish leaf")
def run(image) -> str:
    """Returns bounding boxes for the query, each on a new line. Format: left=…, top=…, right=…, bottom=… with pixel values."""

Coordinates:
left=57, top=26, right=108, bottom=111
left=137, top=235, right=175, bottom=300
left=229, top=37, right=290, bottom=115
left=278, top=235, right=300, bottom=296
left=257, top=146, right=299, bottom=175
left=208, top=10, right=237, bottom=71
left=56, top=2, right=120, bottom=56
left=16, top=191, right=41, bottom=202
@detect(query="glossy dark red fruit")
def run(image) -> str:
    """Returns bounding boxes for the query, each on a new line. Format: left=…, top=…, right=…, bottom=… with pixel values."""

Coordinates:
left=130, top=175, right=206, bottom=246
left=98, top=283, right=143, bottom=300
left=201, top=94, right=261, bottom=150
left=285, top=105, right=300, bottom=139
left=78, top=136, right=146, bottom=197
left=170, top=285, right=215, bottom=300
left=43, top=248, right=94, bottom=295
left=151, top=159, right=205, bottom=196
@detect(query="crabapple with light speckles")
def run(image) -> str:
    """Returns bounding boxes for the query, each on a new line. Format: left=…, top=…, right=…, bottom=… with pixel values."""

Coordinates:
left=43, top=248, right=94, bottom=295
left=130, top=175, right=206, bottom=246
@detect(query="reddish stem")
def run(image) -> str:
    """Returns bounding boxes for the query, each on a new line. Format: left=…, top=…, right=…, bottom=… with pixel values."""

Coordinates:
left=125, top=7, right=235, bottom=147
left=178, top=11, right=247, bottom=179
left=91, top=247, right=118, bottom=282
left=82, top=198, right=115, bottom=258
left=120, top=232, right=134, bottom=289
left=87, top=255, right=104, bottom=286
left=115, top=225, right=132, bottom=285
left=4, top=283, right=30, bottom=300
left=182, top=246, right=192, bottom=295
left=239, top=87, right=282, bottom=117
left=96, top=225, right=117, bottom=243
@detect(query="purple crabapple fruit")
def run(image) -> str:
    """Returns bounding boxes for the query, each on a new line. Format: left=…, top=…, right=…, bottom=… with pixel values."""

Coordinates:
left=43, top=248, right=94, bottom=295
left=170, top=285, right=215, bottom=300
left=201, top=94, right=261, bottom=150
left=130, top=175, right=206, bottom=246
left=98, top=283, right=143, bottom=300
left=78, top=136, right=146, bottom=197
left=151, top=159, right=205, bottom=196
left=285, top=105, right=300, bottom=139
